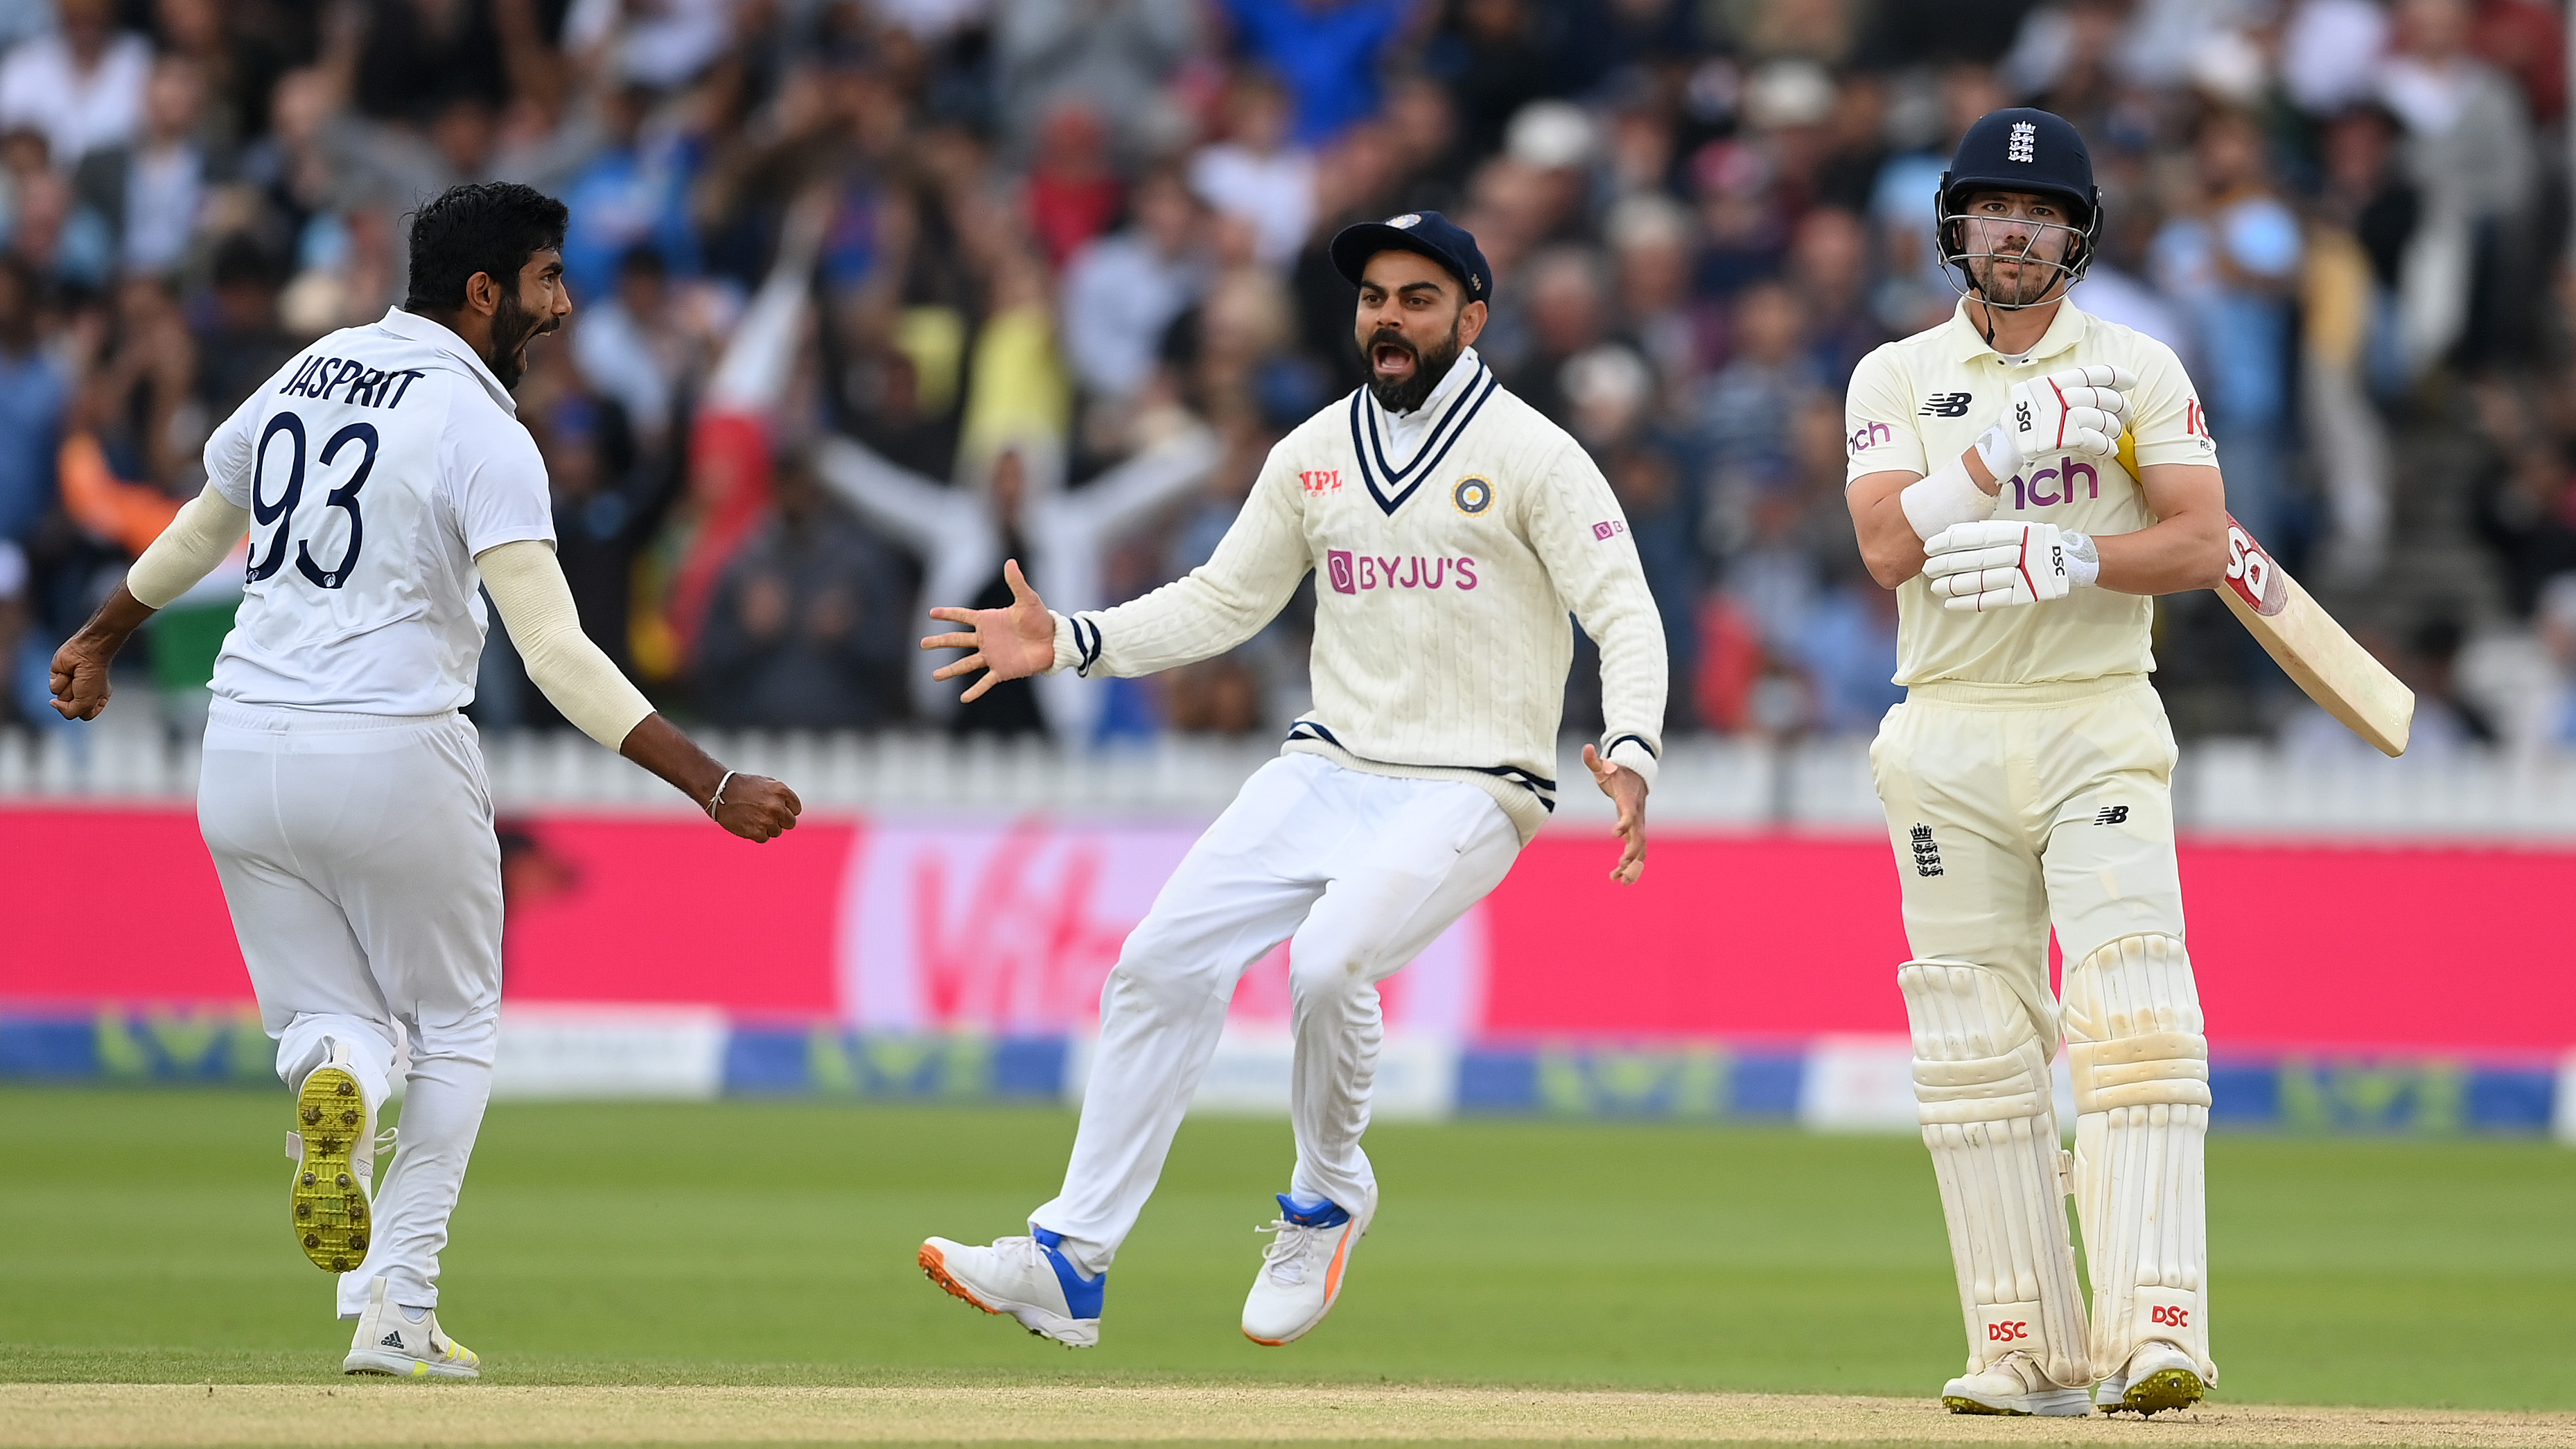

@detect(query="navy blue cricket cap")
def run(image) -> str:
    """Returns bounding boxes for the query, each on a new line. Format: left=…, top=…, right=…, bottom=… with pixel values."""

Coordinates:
left=1329, top=211, right=1494, bottom=305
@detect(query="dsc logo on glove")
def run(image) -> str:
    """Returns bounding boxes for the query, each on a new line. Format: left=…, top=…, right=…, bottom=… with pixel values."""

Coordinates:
left=1986, top=1321, right=2031, bottom=1342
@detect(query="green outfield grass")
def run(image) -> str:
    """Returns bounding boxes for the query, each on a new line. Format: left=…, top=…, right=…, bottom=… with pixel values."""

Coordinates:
left=0, top=1087, right=2569, bottom=1410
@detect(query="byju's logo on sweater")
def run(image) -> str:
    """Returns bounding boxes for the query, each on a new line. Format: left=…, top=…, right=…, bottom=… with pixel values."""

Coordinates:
left=1326, top=549, right=1478, bottom=594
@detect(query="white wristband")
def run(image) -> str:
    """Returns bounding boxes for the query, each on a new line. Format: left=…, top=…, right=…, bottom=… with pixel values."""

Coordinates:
left=1898, top=456, right=1999, bottom=542
left=1971, top=422, right=2019, bottom=481
left=2062, top=530, right=2100, bottom=588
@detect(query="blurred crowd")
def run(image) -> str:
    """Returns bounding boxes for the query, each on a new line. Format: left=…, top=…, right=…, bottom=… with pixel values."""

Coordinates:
left=7, top=0, right=2576, bottom=757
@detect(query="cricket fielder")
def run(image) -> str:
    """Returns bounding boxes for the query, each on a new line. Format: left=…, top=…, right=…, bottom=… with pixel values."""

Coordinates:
left=916, top=212, right=1667, bottom=1348
left=49, top=183, right=800, bottom=1378
left=1843, top=110, right=2230, bottom=1416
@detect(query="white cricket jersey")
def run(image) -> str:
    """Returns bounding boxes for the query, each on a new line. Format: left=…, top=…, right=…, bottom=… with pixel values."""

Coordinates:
left=203, top=307, right=554, bottom=714
left=1844, top=298, right=2220, bottom=687
left=1047, top=347, right=1668, bottom=843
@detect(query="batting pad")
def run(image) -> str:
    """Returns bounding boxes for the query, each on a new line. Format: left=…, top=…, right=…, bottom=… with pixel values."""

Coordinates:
left=1898, top=959, right=2092, bottom=1389
left=2063, top=933, right=2215, bottom=1385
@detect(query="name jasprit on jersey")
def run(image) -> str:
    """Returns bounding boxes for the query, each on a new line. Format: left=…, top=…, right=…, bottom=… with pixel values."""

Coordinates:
left=275, top=355, right=430, bottom=410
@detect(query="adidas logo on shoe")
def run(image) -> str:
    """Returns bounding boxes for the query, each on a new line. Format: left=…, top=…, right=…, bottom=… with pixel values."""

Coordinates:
left=380, top=1332, right=405, bottom=1349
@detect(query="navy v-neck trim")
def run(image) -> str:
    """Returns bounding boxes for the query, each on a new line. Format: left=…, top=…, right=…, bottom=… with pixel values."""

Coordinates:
left=1347, top=364, right=1499, bottom=516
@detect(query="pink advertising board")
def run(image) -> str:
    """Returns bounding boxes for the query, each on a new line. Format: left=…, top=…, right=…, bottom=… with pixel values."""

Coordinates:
left=4, top=804, right=2569, bottom=1054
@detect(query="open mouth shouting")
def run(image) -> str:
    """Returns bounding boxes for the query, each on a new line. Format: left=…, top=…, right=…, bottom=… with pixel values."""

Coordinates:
left=1369, top=331, right=1419, bottom=384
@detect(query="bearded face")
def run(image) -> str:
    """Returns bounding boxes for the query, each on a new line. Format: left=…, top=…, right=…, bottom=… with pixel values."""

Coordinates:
left=1359, top=310, right=1464, bottom=414
left=1951, top=193, right=2083, bottom=308
left=488, top=276, right=561, bottom=389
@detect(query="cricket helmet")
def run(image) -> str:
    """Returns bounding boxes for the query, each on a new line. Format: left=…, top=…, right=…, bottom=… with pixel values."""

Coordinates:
left=1936, top=107, right=2102, bottom=308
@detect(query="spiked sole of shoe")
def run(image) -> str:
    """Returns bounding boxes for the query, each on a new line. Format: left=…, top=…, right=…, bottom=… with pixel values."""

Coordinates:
left=290, top=1067, right=370, bottom=1272
left=2103, top=1368, right=2207, bottom=1416
left=918, top=1244, right=1002, bottom=1319
left=1942, top=1397, right=2018, bottom=1416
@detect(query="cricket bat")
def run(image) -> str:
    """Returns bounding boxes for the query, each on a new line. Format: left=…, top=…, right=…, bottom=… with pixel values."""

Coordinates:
left=2113, top=430, right=2412, bottom=756
left=2211, top=515, right=2413, bottom=756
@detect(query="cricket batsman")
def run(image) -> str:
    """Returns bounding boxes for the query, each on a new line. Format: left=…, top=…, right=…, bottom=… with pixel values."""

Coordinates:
left=1843, top=109, right=2229, bottom=1416
left=914, top=211, right=1667, bottom=1348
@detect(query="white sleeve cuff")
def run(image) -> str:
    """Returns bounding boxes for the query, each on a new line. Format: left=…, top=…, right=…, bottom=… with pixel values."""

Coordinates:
left=1602, top=734, right=1661, bottom=792
left=1050, top=613, right=1078, bottom=674
left=1898, top=456, right=1999, bottom=542
left=1051, top=612, right=1104, bottom=676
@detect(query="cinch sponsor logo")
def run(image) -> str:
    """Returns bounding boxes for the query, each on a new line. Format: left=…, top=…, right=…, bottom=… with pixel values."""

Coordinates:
left=1300, top=468, right=1342, bottom=495
left=1987, top=1321, right=2030, bottom=1342
left=1325, top=549, right=1477, bottom=594
left=1848, top=420, right=1893, bottom=455
left=2151, top=1305, right=2191, bottom=1328
left=2006, top=460, right=2100, bottom=510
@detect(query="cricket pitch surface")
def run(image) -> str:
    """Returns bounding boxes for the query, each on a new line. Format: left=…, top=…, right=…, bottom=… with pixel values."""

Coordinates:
left=8, top=1385, right=2574, bottom=1449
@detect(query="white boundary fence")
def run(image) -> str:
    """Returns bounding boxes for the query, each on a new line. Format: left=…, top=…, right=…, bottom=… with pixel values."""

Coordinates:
left=8, top=721, right=2576, bottom=835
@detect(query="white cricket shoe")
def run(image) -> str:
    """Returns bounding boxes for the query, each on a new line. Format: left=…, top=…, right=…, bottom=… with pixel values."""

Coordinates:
left=918, top=1229, right=1102, bottom=1347
left=342, top=1279, right=480, bottom=1379
left=1241, top=1192, right=1374, bottom=1346
left=288, top=1042, right=390, bottom=1274
left=1940, top=1351, right=2092, bottom=1416
left=2095, top=1339, right=2207, bottom=1415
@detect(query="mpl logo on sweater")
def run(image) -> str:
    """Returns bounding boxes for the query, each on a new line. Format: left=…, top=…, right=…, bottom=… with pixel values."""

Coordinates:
left=1326, top=550, right=1479, bottom=594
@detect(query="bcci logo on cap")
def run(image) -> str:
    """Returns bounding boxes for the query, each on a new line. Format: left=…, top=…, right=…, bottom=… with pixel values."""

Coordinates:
left=2007, top=121, right=2037, bottom=163
left=1388, top=213, right=1421, bottom=229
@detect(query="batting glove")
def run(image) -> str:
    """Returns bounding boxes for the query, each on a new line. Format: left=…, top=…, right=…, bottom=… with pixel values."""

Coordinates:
left=1972, top=365, right=2139, bottom=476
left=1922, top=520, right=2099, bottom=612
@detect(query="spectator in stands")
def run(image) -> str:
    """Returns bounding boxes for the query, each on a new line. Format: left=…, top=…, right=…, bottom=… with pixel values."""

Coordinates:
left=2151, top=109, right=2302, bottom=546
left=72, top=54, right=215, bottom=276
left=1215, top=0, right=1417, bottom=146
left=557, top=85, right=703, bottom=306
left=0, top=254, right=62, bottom=681
left=1504, top=246, right=1609, bottom=427
left=571, top=243, right=694, bottom=447
left=0, top=0, right=148, bottom=172
left=1699, top=279, right=1819, bottom=473
left=193, top=234, right=295, bottom=419
left=693, top=448, right=912, bottom=732
left=1189, top=69, right=1313, bottom=269
left=992, top=0, right=1200, bottom=157
left=1060, top=167, right=1207, bottom=407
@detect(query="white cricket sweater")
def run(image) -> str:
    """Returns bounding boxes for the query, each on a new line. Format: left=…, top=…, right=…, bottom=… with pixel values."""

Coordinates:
left=1049, top=349, right=1668, bottom=843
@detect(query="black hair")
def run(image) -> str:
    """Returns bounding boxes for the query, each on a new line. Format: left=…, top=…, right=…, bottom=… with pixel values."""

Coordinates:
left=403, top=182, right=570, bottom=315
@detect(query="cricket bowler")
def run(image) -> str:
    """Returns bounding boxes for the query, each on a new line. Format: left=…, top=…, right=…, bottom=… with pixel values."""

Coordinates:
left=914, top=211, right=1667, bottom=1348
left=1842, top=109, right=2229, bottom=1416
left=47, top=183, right=799, bottom=1378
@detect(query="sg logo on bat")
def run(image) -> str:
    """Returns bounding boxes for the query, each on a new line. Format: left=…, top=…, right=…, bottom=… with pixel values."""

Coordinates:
left=2223, top=516, right=2288, bottom=618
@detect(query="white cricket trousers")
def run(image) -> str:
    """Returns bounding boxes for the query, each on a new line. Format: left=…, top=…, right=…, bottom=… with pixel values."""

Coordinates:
left=1031, top=752, right=1521, bottom=1277
left=197, top=699, right=505, bottom=1318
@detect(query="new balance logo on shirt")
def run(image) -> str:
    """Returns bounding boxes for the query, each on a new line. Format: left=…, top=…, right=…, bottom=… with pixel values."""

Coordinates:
left=1919, top=392, right=1974, bottom=417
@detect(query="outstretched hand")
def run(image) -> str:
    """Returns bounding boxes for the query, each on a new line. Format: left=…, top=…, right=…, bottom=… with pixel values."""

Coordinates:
left=922, top=558, right=1057, bottom=703
left=1584, top=743, right=1649, bottom=885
